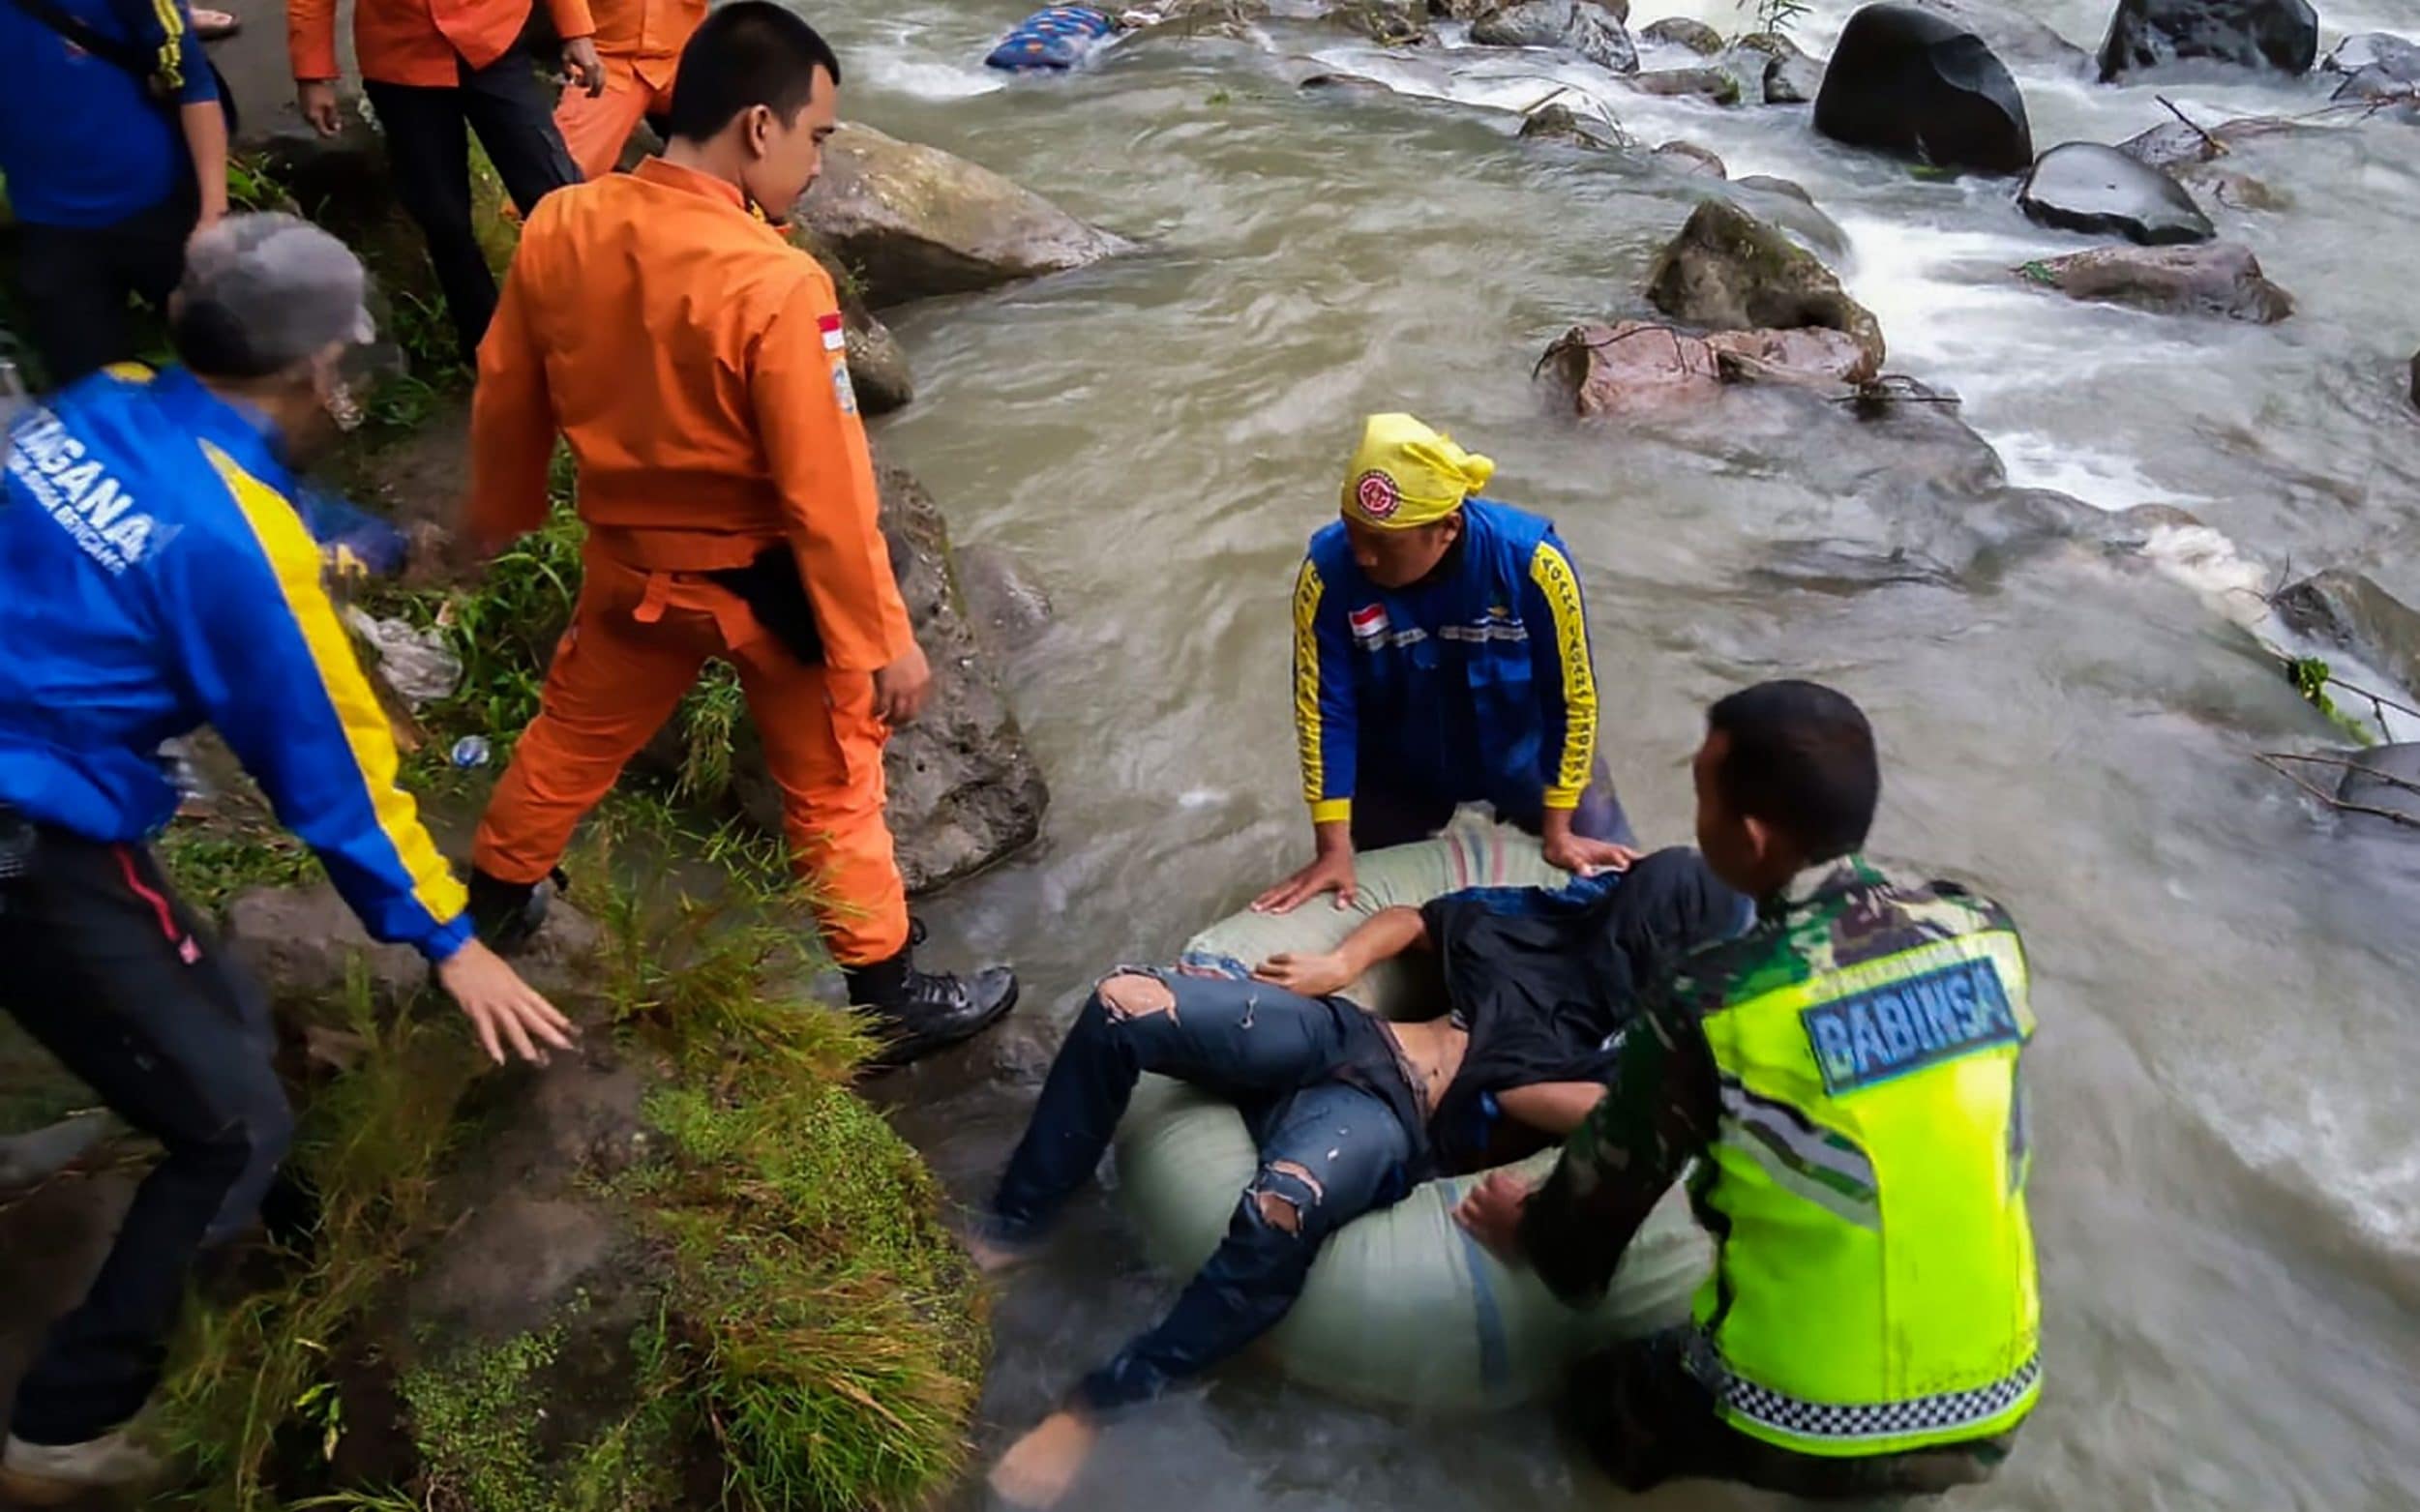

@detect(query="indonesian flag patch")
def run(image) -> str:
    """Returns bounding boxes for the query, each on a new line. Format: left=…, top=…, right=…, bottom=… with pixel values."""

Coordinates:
left=818, top=311, right=848, bottom=353
left=1348, top=603, right=1389, bottom=641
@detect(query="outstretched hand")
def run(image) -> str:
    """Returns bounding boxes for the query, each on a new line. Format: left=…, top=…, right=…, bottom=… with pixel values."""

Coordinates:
left=1541, top=830, right=1640, bottom=878
left=435, top=939, right=578, bottom=1066
left=1250, top=848, right=1357, bottom=914
left=1251, top=950, right=1353, bottom=998
left=1453, top=1170, right=1535, bottom=1263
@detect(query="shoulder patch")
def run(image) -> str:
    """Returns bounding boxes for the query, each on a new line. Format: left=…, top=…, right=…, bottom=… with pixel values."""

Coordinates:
left=1802, top=958, right=2019, bottom=1095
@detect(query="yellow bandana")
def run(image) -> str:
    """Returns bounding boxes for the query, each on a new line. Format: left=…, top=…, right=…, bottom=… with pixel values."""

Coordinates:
left=1338, top=413, right=1496, bottom=530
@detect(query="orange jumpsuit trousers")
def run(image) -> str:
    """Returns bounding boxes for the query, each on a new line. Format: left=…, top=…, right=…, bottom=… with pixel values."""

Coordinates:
left=470, top=547, right=910, bottom=967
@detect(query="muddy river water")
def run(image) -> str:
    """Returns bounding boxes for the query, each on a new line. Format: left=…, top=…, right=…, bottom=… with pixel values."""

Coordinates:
left=800, top=1, right=2420, bottom=1506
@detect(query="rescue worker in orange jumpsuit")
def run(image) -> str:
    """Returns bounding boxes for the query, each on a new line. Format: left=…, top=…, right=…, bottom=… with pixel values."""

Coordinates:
left=553, top=0, right=705, bottom=180
left=462, top=2, right=1019, bottom=1064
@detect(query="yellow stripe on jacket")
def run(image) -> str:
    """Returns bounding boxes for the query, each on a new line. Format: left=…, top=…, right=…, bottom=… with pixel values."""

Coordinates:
left=1528, top=540, right=1598, bottom=808
left=1292, top=556, right=1350, bottom=823
left=199, top=441, right=467, bottom=929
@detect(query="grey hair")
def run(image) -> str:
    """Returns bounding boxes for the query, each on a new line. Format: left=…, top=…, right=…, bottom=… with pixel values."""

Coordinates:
left=169, top=212, right=376, bottom=380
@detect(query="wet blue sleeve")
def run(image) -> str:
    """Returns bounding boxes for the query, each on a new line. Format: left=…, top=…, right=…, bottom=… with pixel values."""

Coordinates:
left=162, top=442, right=470, bottom=960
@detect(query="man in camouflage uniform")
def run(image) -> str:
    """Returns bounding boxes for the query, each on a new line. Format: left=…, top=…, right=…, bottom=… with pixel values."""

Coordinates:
left=1460, top=680, right=2041, bottom=1499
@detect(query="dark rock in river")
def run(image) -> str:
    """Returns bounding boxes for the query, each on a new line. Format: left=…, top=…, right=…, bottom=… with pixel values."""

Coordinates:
left=1640, top=15, right=1723, bottom=54
left=2322, top=33, right=2420, bottom=79
left=1518, top=102, right=1626, bottom=149
left=1726, top=31, right=1826, bottom=104
left=2274, top=569, right=2420, bottom=695
left=2096, top=0, right=2317, bottom=80
left=1301, top=71, right=1397, bottom=94
left=1471, top=0, right=1638, bottom=73
left=797, top=124, right=1128, bottom=308
left=2338, top=745, right=2420, bottom=837
left=1814, top=4, right=2033, bottom=173
left=2020, top=242, right=2292, bottom=321
left=1630, top=66, right=1744, bottom=103
left=2018, top=142, right=2213, bottom=245
left=1905, top=0, right=2091, bottom=69
left=1645, top=198, right=1886, bottom=379
left=1653, top=139, right=1729, bottom=177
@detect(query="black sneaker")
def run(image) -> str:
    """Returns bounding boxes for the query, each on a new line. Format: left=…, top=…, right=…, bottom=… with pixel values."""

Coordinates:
left=465, top=867, right=564, bottom=955
left=842, top=935, right=1018, bottom=1069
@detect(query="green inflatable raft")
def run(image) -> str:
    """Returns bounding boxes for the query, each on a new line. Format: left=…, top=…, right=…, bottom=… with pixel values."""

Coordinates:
left=1112, top=819, right=1712, bottom=1411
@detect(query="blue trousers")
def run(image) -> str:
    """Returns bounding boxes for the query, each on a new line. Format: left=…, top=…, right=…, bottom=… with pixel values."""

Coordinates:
left=988, top=973, right=1414, bottom=1412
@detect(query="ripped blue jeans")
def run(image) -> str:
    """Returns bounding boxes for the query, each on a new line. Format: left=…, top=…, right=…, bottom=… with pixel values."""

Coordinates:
left=987, top=971, right=1416, bottom=1413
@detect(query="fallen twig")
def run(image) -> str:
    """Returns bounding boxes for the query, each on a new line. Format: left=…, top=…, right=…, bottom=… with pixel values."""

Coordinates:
left=2156, top=94, right=2225, bottom=155
left=2254, top=752, right=2420, bottom=829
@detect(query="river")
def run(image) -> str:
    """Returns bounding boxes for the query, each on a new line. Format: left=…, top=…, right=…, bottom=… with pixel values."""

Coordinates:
left=801, top=2, right=2420, bottom=1506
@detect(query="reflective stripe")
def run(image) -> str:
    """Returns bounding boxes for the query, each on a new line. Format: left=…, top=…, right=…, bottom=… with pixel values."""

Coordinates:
left=1716, top=1073, right=1878, bottom=1227
left=1693, top=1333, right=2042, bottom=1448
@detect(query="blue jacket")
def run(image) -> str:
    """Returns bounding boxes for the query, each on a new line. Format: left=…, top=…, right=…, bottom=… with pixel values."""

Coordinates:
left=0, top=0, right=218, bottom=228
left=1291, top=496, right=1600, bottom=827
left=0, top=367, right=471, bottom=962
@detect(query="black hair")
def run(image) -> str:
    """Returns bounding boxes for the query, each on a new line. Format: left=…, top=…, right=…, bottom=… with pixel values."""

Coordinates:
left=664, top=2, right=843, bottom=144
left=1706, top=680, right=1879, bottom=863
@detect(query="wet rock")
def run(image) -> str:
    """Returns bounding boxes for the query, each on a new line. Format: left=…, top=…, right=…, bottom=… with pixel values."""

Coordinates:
left=1300, top=71, right=1397, bottom=93
left=1542, top=321, right=1871, bottom=414
left=1471, top=0, right=1638, bottom=74
left=845, top=311, right=916, bottom=416
left=2338, top=745, right=2420, bottom=836
left=1640, top=15, right=1722, bottom=54
left=1326, top=0, right=1428, bottom=44
left=1644, top=198, right=1886, bottom=379
left=1814, top=4, right=2033, bottom=172
left=224, top=885, right=604, bottom=1006
left=2096, top=0, right=2317, bottom=80
left=1727, top=31, right=1826, bottom=104
left=1136, top=0, right=1270, bottom=40
left=1905, top=0, right=2091, bottom=68
left=1518, top=102, right=1626, bottom=149
left=2332, top=66, right=2420, bottom=109
left=1629, top=66, right=1744, bottom=103
left=1654, top=139, right=1729, bottom=177
left=1732, top=175, right=1850, bottom=255
left=2274, top=569, right=2420, bottom=693
left=796, top=124, right=1129, bottom=308
left=954, top=544, right=1056, bottom=653
left=2018, top=142, right=2212, bottom=245
left=2018, top=242, right=2292, bottom=321
left=2116, top=113, right=2297, bottom=167
left=2322, top=33, right=2420, bottom=79
left=719, top=466, right=1048, bottom=893
left=1428, top=0, right=1496, bottom=15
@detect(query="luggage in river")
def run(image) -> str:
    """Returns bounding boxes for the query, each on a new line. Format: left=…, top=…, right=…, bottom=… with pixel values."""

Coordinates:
left=985, top=6, right=1120, bottom=72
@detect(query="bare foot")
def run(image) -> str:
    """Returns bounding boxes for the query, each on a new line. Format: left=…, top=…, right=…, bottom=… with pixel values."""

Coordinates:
left=987, top=1410, right=1098, bottom=1507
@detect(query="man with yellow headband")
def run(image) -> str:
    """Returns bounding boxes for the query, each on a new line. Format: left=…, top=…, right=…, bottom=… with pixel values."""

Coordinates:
left=1255, top=414, right=1634, bottom=914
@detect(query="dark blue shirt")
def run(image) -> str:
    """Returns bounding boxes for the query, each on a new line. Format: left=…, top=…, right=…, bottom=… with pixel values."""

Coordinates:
left=0, top=0, right=217, bottom=228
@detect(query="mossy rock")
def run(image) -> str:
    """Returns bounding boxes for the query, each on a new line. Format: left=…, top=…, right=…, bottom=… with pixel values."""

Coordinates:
left=1643, top=198, right=1886, bottom=381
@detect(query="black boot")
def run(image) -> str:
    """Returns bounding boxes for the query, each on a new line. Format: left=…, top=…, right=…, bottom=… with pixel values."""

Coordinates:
left=465, top=867, right=563, bottom=955
left=842, top=930, right=1018, bottom=1069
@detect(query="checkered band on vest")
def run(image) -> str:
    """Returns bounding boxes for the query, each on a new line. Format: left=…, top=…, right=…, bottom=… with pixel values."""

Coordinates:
left=1692, top=1337, right=2041, bottom=1444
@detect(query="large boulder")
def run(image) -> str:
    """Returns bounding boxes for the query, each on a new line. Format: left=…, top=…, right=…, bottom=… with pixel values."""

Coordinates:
left=796, top=125, right=1129, bottom=308
left=1814, top=4, right=2033, bottom=172
left=1542, top=321, right=1873, bottom=414
left=2018, top=141, right=2213, bottom=244
left=1644, top=198, right=1886, bottom=379
left=1726, top=31, right=1826, bottom=104
left=1905, top=0, right=2091, bottom=69
left=1639, top=15, right=1723, bottom=54
left=2096, top=0, right=2317, bottom=80
left=1471, top=0, right=1638, bottom=73
left=2018, top=242, right=2291, bottom=321
left=2274, top=570, right=2420, bottom=694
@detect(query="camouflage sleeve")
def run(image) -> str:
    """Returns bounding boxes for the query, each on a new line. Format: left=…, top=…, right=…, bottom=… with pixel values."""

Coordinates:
left=1518, top=986, right=1717, bottom=1304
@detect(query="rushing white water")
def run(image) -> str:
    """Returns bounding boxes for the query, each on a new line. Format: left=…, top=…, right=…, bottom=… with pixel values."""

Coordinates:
left=802, top=2, right=2420, bottom=1506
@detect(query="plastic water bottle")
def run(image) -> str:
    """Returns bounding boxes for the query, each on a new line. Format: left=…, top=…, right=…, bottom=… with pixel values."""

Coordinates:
left=450, top=735, right=492, bottom=769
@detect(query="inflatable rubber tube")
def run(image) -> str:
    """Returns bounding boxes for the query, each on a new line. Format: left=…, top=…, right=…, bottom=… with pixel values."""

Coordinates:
left=1114, top=817, right=1711, bottom=1410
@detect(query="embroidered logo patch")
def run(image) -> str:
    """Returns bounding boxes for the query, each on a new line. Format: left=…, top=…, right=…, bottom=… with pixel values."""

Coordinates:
left=1801, top=958, right=2018, bottom=1095
left=1354, top=469, right=1401, bottom=520
left=1347, top=603, right=1389, bottom=640
left=831, top=362, right=858, bottom=415
left=818, top=311, right=847, bottom=353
